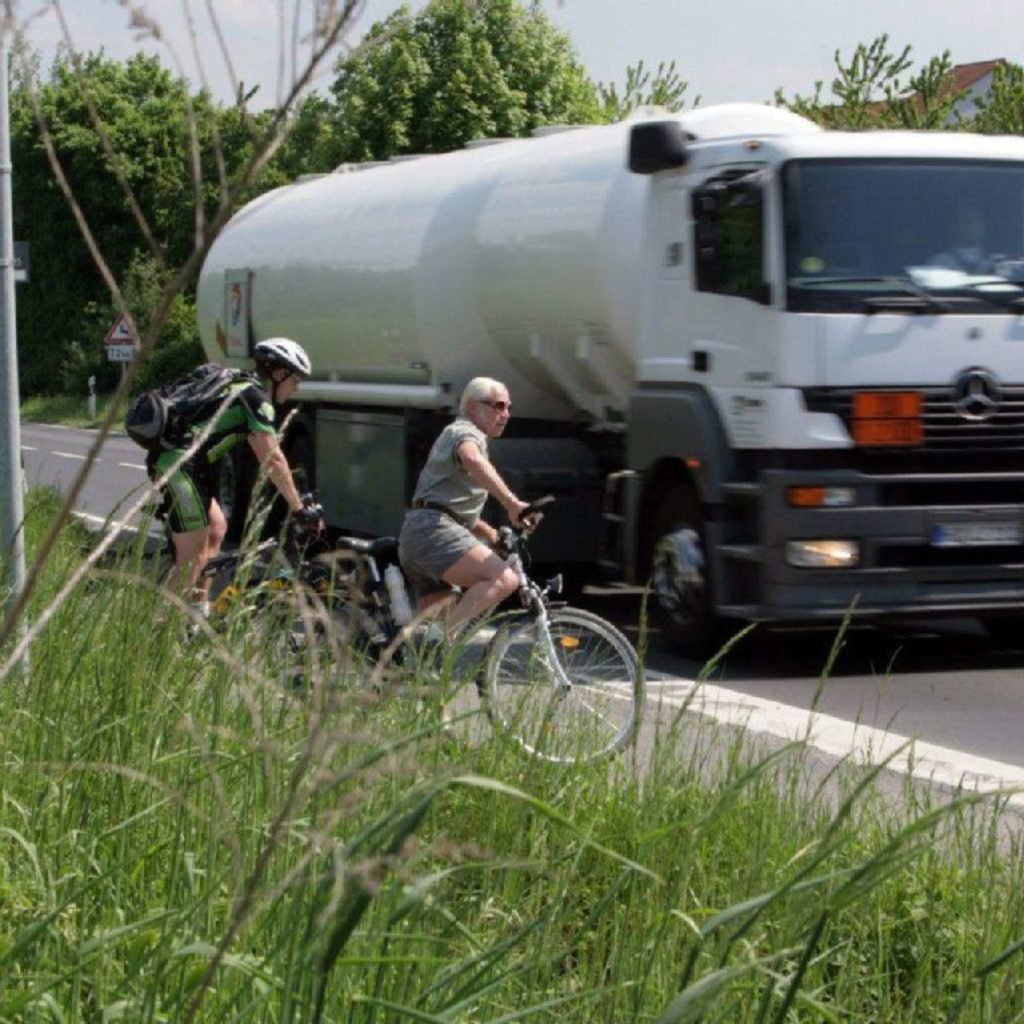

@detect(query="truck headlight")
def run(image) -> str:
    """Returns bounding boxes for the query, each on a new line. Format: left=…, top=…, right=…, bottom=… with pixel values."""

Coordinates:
left=786, top=540, right=860, bottom=568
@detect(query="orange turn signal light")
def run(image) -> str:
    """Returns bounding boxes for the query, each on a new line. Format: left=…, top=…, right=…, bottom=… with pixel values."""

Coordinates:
left=788, top=486, right=857, bottom=508
left=789, top=487, right=827, bottom=507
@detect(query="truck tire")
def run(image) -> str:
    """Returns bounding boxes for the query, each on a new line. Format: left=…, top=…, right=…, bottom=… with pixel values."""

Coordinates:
left=649, top=483, right=721, bottom=658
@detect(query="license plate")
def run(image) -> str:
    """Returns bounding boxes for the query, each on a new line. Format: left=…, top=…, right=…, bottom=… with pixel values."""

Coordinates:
left=930, top=521, right=1023, bottom=547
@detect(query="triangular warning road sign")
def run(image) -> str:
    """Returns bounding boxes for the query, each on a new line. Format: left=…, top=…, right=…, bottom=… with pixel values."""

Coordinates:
left=105, top=312, right=138, bottom=345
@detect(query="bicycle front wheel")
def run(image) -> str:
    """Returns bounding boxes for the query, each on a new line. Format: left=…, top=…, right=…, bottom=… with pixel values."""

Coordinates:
left=482, top=606, right=643, bottom=763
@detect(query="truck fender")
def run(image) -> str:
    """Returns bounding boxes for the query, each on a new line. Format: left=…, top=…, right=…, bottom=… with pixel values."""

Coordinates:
left=627, top=385, right=735, bottom=505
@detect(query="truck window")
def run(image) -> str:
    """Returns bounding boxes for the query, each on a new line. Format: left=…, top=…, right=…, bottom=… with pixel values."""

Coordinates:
left=783, top=158, right=1024, bottom=314
left=692, top=171, right=767, bottom=302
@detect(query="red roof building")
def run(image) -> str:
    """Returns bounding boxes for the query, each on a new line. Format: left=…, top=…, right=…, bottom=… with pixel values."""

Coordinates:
left=948, top=59, right=1006, bottom=121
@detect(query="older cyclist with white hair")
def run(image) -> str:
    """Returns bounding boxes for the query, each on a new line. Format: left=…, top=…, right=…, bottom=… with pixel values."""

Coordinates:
left=398, top=376, right=535, bottom=633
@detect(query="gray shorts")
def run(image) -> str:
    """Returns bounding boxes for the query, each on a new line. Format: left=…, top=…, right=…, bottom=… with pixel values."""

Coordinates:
left=398, top=508, right=481, bottom=596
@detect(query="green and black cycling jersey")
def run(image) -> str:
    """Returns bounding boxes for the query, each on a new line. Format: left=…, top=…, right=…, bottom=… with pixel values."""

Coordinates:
left=147, top=378, right=278, bottom=531
left=189, top=378, right=277, bottom=465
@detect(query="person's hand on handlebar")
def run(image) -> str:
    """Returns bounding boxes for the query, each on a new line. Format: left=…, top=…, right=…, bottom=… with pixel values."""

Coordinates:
left=493, top=526, right=514, bottom=558
left=292, top=493, right=326, bottom=538
left=506, top=498, right=543, bottom=533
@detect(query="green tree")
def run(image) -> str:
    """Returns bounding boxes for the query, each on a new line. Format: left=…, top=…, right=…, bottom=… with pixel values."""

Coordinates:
left=971, top=62, right=1024, bottom=134
left=775, top=35, right=964, bottom=130
left=272, top=92, right=339, bottom=179
left=11, top=51, right=283, bottom=395
left=597, top=60, right=696, bottom=122
left=326, top=0, right=600, bottom=164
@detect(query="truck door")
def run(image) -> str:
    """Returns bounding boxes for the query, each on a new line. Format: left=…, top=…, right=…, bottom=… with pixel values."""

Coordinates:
left=685, top=167, right=778, bottom=443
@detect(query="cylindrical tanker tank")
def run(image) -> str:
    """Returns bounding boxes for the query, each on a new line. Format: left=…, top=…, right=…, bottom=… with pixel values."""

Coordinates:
left=197, top=118, right=651, bottom=422
left=197, top=103, right=819, bottom=421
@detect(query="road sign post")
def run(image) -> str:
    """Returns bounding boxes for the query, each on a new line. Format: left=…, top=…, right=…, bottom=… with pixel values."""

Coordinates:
left=0, top=40, right=26, bottom=655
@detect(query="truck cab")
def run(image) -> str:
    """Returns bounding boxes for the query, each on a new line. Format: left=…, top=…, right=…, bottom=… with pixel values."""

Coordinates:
left=629, top=120, right=1024, bottom=652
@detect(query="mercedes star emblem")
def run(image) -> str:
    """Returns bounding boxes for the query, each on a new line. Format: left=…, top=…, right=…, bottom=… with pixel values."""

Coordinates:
left=952, top=367, right=1000, bottom=422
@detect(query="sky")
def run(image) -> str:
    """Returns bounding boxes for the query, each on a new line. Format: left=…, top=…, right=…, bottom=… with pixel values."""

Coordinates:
left=18, top=0, right=1023, bottom=109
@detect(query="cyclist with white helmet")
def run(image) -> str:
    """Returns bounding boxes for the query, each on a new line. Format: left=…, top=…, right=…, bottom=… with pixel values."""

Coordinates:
left=150, top=337, right=322, bottom=614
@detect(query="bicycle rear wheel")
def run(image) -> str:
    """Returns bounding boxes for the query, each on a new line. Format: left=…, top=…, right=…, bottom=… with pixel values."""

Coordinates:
left=482, top=606, right=643, bottom=763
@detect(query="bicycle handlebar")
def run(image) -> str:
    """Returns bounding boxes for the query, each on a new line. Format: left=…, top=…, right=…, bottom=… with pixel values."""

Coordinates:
left=520, top=494, right=555, bottom=522
left=496, top=494, right=556, bottom=558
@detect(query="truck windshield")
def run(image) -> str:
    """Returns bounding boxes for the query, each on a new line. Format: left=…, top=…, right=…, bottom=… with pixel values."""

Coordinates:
left=783, top=159, right=1024, bottom=314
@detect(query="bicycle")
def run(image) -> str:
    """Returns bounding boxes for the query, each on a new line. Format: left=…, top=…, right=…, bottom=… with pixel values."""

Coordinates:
left=473, top=496, right=644, bottom=763
left=197, top=528, right=392, bottom=681
left=198, top=496, right=645, bottom=763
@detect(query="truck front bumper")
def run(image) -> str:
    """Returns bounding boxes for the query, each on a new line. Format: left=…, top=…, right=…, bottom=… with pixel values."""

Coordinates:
left=718, top=468, right=1024, bottom=623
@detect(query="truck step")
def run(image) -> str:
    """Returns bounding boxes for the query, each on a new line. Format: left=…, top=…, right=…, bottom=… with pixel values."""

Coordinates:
left=718, top=543, right=763, bottom=563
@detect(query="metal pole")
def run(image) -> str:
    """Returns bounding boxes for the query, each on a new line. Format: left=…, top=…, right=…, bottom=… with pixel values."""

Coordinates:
left=0, top=39, right=27, bottom=640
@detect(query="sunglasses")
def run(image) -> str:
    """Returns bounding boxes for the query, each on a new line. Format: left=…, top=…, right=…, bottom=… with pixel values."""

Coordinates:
left=479, top=399, right=511, bottom=412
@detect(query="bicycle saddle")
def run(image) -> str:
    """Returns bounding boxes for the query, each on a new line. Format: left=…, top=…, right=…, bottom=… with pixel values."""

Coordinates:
left=335, top=535, right=399, bottom=557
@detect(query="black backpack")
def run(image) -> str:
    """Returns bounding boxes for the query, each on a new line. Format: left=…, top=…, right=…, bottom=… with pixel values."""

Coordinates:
left=124, top=363, right=257, bottom=452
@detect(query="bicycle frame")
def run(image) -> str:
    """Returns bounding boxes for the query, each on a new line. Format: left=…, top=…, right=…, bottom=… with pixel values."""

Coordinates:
left=502, top=537, right=574, bottom=695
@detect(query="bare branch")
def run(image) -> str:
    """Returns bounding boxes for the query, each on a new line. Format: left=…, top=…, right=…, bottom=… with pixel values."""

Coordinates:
left=117, top=0, right=163, bottom=42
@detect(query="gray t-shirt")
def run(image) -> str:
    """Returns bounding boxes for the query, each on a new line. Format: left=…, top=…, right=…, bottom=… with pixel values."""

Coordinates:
left=412, top=417, right=489, bottom=526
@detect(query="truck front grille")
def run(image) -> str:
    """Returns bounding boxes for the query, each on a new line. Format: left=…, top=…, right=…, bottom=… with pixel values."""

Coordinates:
left=804, top=385, right=1024, bottom=451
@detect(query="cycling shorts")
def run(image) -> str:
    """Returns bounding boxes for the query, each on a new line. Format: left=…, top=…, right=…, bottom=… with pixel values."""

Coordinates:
left=150, top=450, right=217, bottom=534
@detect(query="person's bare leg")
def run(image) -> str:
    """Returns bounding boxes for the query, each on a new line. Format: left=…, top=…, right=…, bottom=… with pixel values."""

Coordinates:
left=441, top=546, right=519, bottom=631
left=418, top=590, right=453, bottom=615
left=199, top=500, right=227, bottom=603
left=169, top=528, right=209, bottom=594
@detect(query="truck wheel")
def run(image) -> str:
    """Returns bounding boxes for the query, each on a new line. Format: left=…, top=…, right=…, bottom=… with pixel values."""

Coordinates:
left=649, top=483, right=720, bottom=658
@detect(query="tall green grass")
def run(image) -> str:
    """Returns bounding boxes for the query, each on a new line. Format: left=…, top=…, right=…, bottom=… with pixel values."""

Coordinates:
left=3, top=489, right=1024, bottom=1021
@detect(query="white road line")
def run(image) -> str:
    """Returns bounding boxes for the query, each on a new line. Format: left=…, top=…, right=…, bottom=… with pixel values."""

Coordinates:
left=118, top=462, right=147, bottom=471
left=642, top=677, right=1024, bottom=808
left=53, top=450, right=92, bottom=461
left=20, top=445, right=37, bottom=451
left=72, top=510, right=163, bottom=540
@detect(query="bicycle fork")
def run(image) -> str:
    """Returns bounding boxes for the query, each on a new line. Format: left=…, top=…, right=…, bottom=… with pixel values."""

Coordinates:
left=508, top=552, right=573, bottom=696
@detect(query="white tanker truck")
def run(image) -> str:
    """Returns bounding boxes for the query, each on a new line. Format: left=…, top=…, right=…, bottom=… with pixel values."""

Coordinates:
left=197, top=103, right=1024, bottom=654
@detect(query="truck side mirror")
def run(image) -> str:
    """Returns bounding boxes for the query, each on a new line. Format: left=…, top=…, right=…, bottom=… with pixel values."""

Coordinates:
left=628, top=121, right=689, bottom=175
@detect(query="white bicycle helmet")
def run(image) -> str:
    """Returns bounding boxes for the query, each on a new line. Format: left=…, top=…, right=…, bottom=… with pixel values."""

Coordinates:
left=253, top=337, right=312, bottom=378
